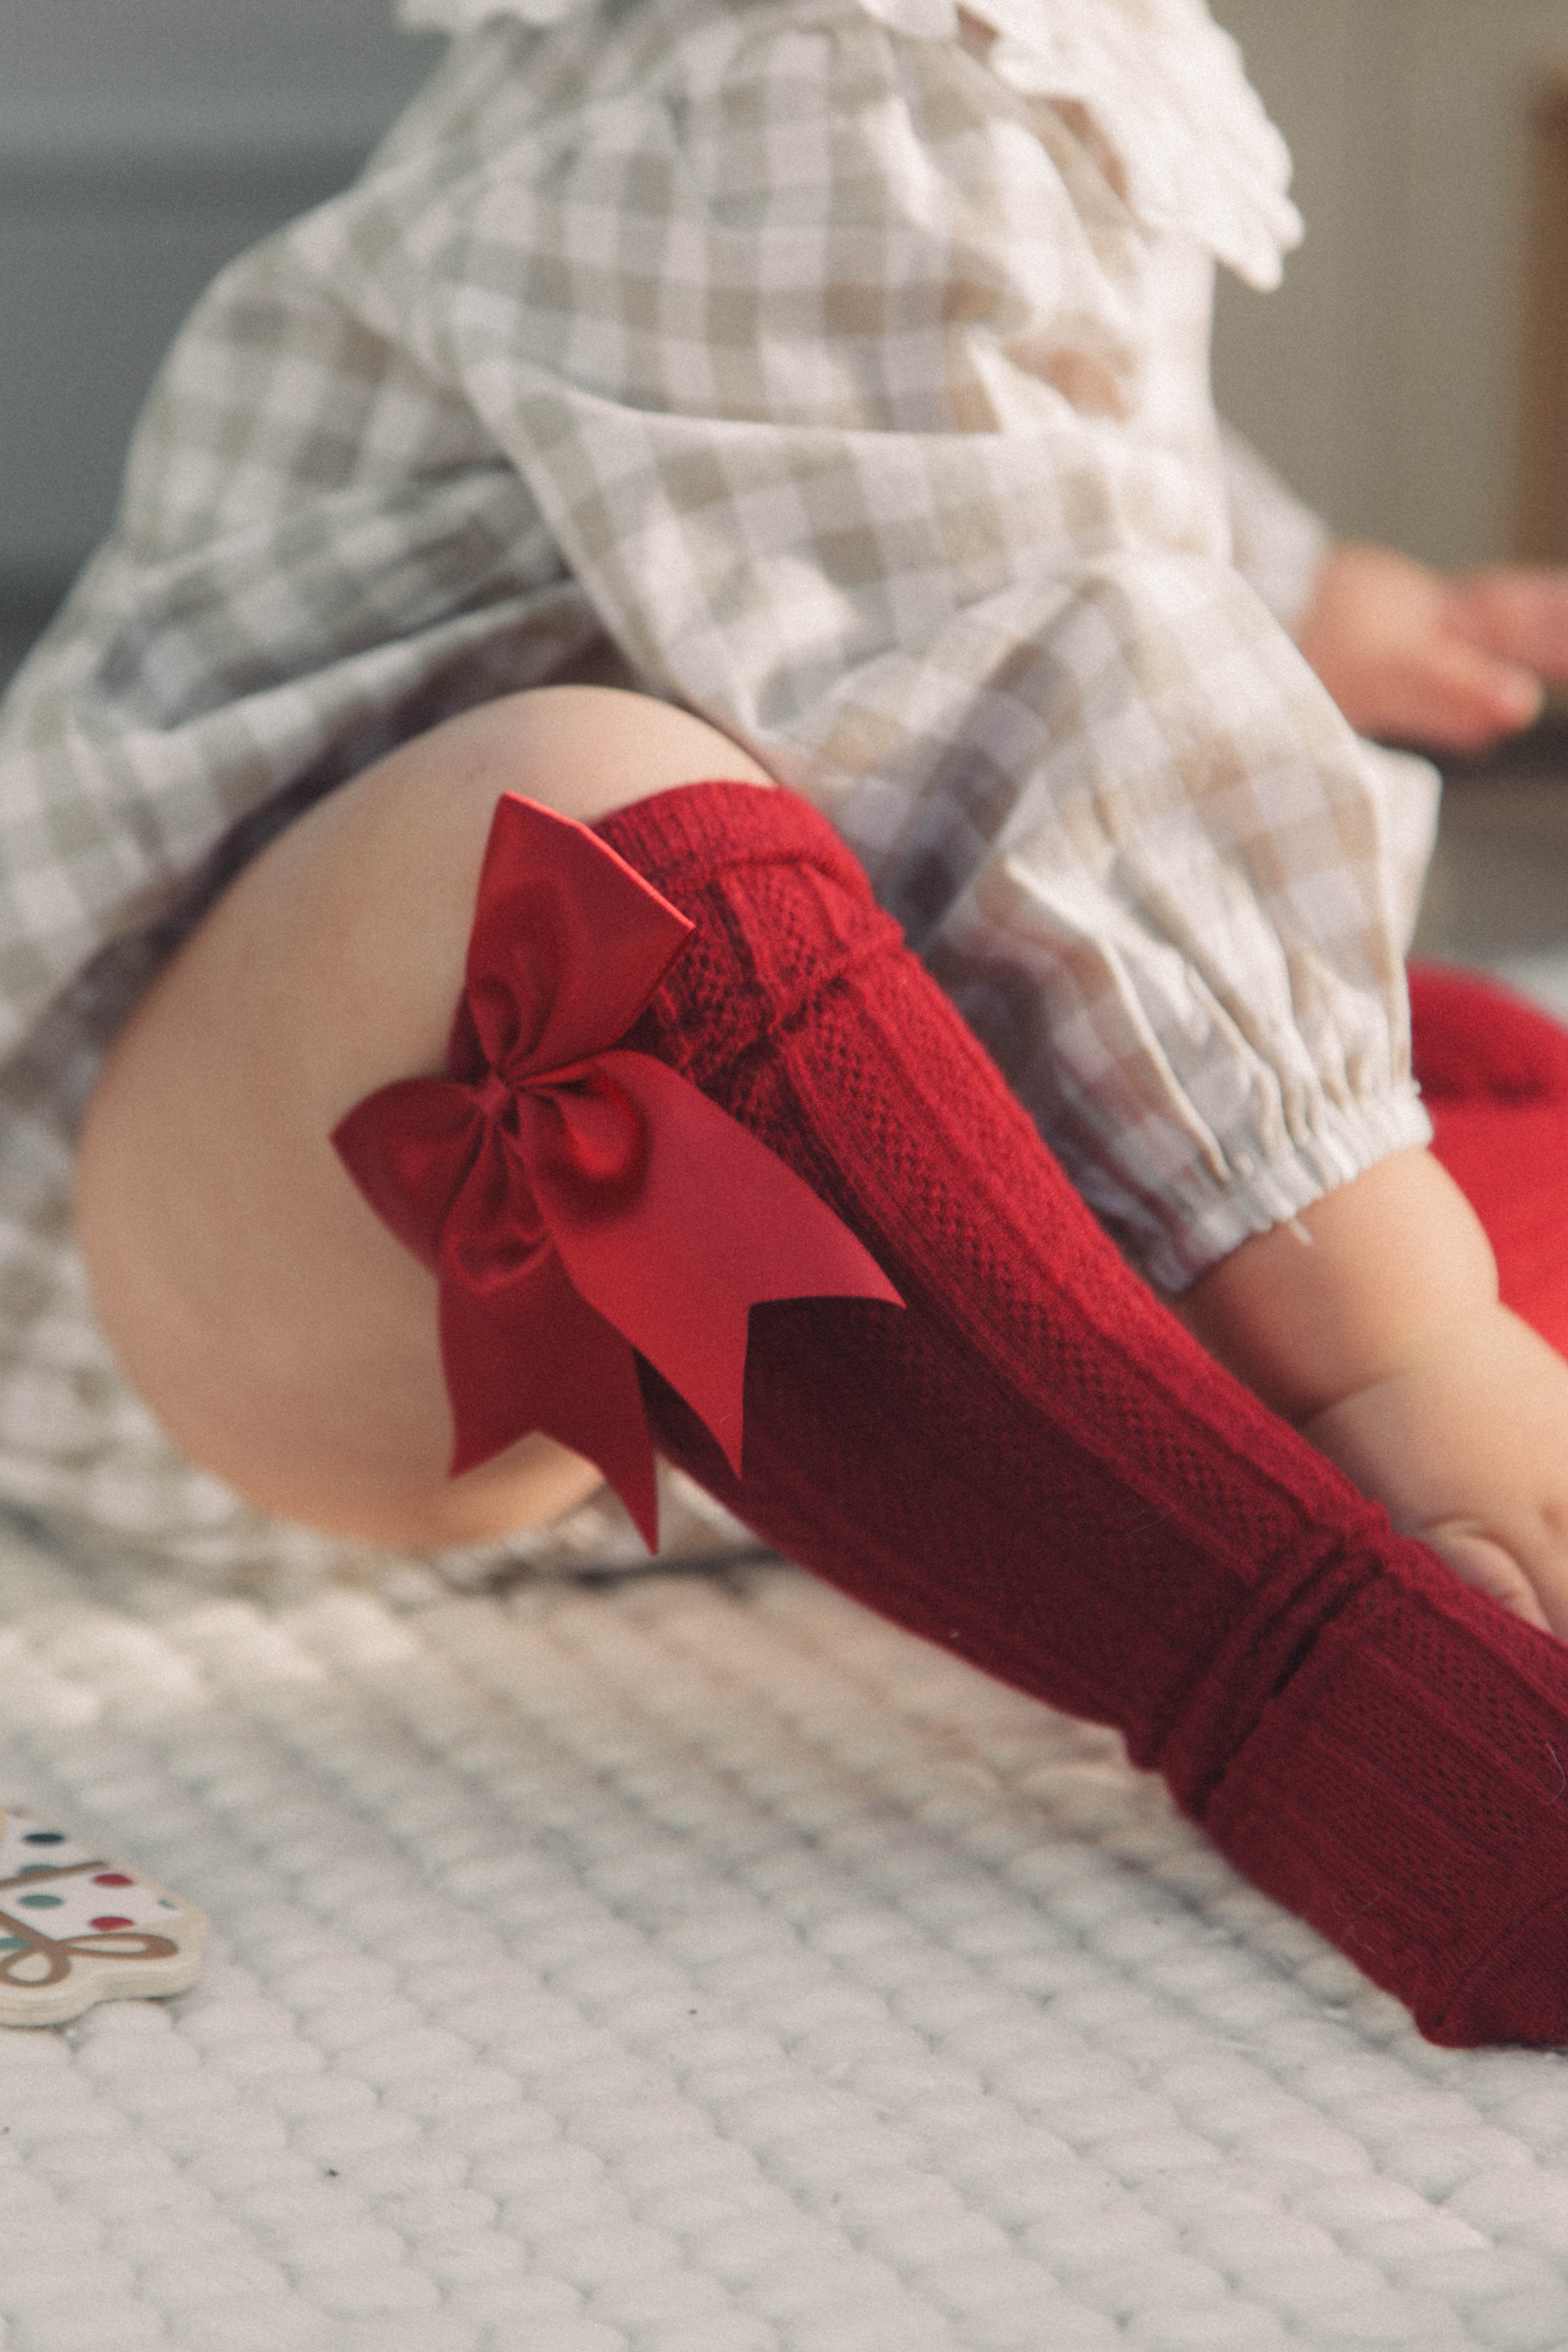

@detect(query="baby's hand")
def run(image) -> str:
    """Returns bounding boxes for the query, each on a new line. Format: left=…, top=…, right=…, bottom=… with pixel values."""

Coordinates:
left=1301, top=1303, right=1568, bottom=1638
left=1295, top=542, right=1568, bottom=756
left=1180, top=1148, right=1568, bottom=1639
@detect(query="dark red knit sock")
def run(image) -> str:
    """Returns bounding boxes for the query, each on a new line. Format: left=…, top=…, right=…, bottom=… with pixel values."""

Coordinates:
left=595, top=785, right=1568, bottom=2048
left=1411, top=961, right=1568, bottom=1357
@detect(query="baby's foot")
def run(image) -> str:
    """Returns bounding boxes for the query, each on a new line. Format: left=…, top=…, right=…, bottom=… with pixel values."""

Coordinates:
left=1301, top=1300, right=1568, bottom=1638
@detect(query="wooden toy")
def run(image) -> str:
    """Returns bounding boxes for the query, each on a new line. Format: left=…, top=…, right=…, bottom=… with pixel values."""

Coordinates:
left=0, top=1805, right=207, bottom=2026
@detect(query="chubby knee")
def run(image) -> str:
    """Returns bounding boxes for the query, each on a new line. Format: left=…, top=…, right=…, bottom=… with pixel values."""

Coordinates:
left=77, top=682, right=769, bottom=1550
left=475, top=684, right=776, bottom=821
left=279, top=685, right=775, bottom=1003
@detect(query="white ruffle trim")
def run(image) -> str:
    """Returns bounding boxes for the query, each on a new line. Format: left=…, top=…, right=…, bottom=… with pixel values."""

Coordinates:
left=398, top=0, right=1301, bottom=288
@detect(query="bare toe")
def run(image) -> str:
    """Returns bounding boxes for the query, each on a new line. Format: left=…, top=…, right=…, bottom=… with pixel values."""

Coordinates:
left=1417, top=1521, right=1555, bottom=1635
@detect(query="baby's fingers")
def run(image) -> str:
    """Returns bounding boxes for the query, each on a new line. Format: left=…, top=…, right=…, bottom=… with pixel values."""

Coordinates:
left=1402, top=634, right=1543, bottom=752
left=1445, top=566, right=1568, bottom=681
left=1418, top=1520, right=1555, bottom=1636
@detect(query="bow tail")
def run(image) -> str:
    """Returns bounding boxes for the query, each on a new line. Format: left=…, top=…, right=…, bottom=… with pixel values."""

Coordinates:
left=439, top=1248, right=660, bottom=1549
left=537, top=1051, right=902, bottom=1483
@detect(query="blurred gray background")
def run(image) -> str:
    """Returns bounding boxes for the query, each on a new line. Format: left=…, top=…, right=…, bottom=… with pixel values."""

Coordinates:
left=0, top=0, right=443, bottom=654
left=1213, top=1, right=1568, bottom=575
left=3, top=1, right=1568, bottom=630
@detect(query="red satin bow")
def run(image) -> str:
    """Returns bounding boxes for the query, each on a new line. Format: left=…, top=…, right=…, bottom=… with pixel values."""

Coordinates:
left=332, top=792, right=901, bottom=1547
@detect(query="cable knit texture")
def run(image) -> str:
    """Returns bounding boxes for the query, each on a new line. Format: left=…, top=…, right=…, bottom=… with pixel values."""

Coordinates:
left=594, top=783, right=1568, bottom=2052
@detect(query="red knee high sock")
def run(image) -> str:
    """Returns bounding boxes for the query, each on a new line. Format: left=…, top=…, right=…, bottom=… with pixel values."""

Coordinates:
left=592, top=786, right=1568, bottom=2048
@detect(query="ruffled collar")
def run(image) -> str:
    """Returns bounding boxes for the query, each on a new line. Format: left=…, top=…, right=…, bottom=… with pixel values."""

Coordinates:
left=398, top=0, right=1301, bottom=288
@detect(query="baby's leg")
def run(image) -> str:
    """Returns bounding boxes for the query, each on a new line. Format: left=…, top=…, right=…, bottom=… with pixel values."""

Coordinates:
left=74, top=685, right=774, bottom=1548
left=1177, top=962, right=1568, bottom=1637
left=1181, top=1128, right=1568, bottom=1640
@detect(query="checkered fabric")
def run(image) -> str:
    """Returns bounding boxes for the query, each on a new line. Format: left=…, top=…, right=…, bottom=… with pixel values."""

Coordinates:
left=0, top=0, right=1435, bottom=1564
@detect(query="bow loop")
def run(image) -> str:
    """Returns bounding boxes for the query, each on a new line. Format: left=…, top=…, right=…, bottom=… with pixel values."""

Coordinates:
left=333, top=793, right=901, bottom=1547
left=333, top=1076, right=483, bottom=1272
left=457, top=804, right=695, bottom=1081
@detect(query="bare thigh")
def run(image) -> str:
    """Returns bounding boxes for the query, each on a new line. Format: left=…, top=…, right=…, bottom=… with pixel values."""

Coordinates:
left=75, top=686, right=774, bottom=1548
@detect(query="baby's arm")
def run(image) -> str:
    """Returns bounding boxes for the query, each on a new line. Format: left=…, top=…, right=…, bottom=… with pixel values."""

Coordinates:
left=1179, top=1148, right=1568, bottom=1638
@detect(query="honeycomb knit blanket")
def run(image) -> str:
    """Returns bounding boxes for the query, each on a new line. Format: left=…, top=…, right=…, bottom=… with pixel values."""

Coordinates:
left=2, top=1492, right=1568, bottom=2352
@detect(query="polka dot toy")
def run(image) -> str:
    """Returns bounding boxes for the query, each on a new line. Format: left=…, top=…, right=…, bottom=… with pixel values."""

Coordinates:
left=0, top=1802, right=206, bottom=2025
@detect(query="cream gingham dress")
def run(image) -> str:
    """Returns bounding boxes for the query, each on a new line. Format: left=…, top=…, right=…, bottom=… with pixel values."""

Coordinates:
left=0, top=0, right=1438, bottom=1577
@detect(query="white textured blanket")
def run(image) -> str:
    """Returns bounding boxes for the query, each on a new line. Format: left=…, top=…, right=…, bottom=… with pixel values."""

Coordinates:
left=2, top=1502, right=1568, bottom=2352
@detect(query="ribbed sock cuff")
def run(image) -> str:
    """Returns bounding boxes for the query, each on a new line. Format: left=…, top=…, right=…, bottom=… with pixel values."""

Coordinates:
left=597, top=780, right=872, bottom=907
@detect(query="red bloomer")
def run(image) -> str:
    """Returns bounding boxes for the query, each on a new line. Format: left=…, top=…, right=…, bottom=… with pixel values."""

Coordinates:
left=1413, top=959, right=1568, bottom=1359
left=337, top=782, right=1568, bottom=2048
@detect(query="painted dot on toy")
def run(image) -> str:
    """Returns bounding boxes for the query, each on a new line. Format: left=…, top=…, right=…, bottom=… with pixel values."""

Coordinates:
left=0, top=1814, right=207, bottom=2024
